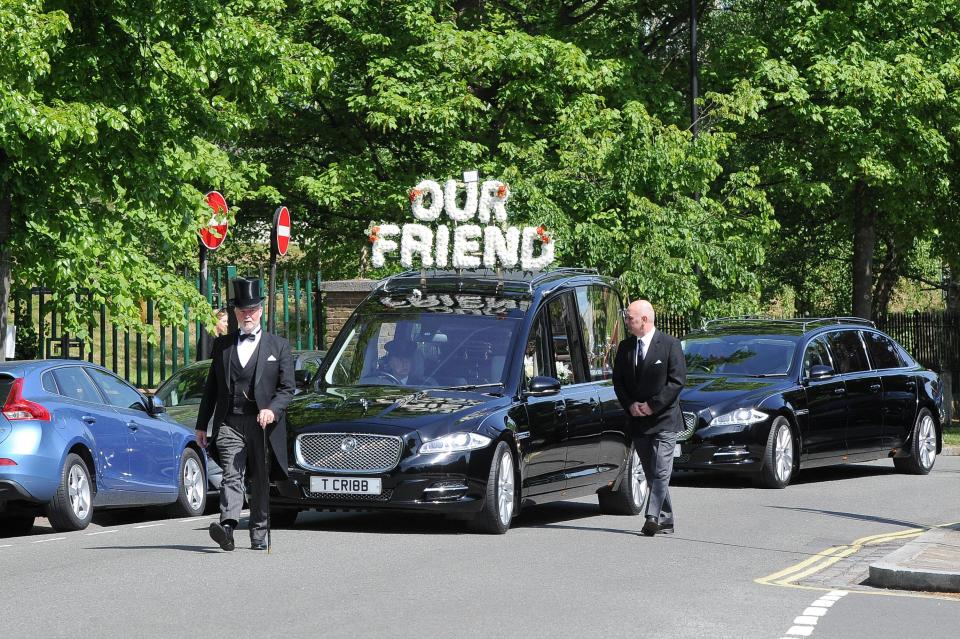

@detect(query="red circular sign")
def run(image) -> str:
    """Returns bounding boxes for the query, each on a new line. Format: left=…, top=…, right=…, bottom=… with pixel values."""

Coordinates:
left=199, top=191, right=229, bottom=250
left=274, top=206, right=291, bottom=256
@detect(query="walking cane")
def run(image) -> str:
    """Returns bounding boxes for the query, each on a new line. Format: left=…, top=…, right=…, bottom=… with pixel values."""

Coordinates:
left=264, top=425, right=271, bottom=554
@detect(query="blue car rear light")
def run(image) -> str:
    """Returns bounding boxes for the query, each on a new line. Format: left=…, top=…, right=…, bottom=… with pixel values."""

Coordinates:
left=2, top=378, right=51, bottom=421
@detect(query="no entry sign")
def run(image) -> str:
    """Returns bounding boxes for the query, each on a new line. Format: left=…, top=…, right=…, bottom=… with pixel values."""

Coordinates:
left=199, top=191, right=229, bottom=250
left=273, top=206, right=291, bottom=256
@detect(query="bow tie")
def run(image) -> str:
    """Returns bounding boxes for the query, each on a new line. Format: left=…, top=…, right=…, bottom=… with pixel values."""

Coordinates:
left=239, top=332, right=258, bottom=342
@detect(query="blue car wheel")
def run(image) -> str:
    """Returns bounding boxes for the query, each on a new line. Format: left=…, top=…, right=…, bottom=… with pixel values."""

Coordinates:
left=47, top=453, right=94, bottom=532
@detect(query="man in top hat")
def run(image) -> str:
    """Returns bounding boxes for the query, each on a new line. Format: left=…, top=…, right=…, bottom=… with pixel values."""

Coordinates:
left=195, top=277, right=295, bottom=551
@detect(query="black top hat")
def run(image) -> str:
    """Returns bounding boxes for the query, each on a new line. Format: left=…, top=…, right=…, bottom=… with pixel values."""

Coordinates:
left=231, top=277, right=265, bottom=309
left=384, top=339, right=417, bottom=359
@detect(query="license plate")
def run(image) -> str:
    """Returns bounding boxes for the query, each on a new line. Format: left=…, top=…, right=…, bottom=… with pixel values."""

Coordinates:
left=310, top=476, right=382, bottom=495
left=673, top=444, right=681, bottom=458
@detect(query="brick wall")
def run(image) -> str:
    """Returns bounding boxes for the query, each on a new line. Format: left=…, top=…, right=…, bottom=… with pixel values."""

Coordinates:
left=321, top=279, right=377, bottom=348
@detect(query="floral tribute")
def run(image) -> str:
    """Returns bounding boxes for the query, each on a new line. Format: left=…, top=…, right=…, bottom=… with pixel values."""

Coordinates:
left=369, top=172, right=555, bottom=271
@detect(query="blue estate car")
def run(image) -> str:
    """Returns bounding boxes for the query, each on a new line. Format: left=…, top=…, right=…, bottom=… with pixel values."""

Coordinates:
left=0, top=360, right=208, bottom=536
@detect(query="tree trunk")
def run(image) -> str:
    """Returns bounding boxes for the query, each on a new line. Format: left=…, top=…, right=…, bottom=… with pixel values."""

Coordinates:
left=851, top=180, right=876, bottom=319
left=871, top=234, right=901, bottom=317
left=0, top=190, right=11, bottom=362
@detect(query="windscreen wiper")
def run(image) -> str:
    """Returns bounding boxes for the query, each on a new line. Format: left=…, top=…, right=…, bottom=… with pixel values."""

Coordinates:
left=442, top=382, right=504, bottom=393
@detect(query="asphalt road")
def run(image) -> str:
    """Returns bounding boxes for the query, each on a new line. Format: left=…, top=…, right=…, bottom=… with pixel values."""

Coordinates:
left=2, top=458, right=959, bottom=639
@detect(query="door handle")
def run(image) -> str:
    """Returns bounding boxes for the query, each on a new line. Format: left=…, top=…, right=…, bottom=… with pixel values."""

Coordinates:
left=554, top=401, right=566, bottom=416
left=833, top=388, right=846, bottom=395
left=905, top=380, right=916, bottom=389
left=126, top=422, right=139, bottom=432
left=81, top=415, right=96, bottom=424
left=869, top=384, right=881, bottom=393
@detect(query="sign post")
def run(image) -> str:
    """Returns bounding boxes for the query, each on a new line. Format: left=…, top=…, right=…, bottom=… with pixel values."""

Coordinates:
left=198, top=191, right=229, bottom=359
left=269, top=206, right=291, bottom=332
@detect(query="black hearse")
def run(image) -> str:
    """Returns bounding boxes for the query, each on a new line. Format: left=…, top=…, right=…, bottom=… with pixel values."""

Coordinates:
left=676, top=317, right=946, bottom=487
left=270, top=269, right=646, bottom=533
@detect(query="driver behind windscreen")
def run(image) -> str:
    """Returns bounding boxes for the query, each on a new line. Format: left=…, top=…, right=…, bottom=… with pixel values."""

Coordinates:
left=383, top=339, right=417, bottom=384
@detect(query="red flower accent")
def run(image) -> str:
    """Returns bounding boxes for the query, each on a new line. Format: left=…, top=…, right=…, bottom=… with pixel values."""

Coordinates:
left=536, top=226, right=545, bottom=234
left=369, top=234, right=378, bottom=243
left=409, top=188, right=423, bottom=202
left=497, top=184, right=508, bottom=199
left=542, top=236, right=551, bottom=244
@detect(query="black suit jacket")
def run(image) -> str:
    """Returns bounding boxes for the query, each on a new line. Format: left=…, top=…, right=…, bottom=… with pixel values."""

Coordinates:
left=612, top=329, right=687, bottom=435
left=196, top=331, right=296, bottom=479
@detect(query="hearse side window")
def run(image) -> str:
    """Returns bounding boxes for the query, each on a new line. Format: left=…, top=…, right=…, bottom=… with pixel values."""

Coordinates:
left=574, top=285, right=621, bottom=381
left=523, top=315, right=549, bottom=386
left=863, top=331, right=905, bottom=370
left=803, top=336, right=834, bottom=378
left=546, top=294, right=586, bottom=385
left=825, top=330, right=869, bottom=374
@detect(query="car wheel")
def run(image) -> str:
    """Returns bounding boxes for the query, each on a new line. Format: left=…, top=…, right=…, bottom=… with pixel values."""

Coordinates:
left=0, top=515, right=36, bottom=536
left=598, top=447, right=648, bottom=515
left=47, top=453, right=94, bottom=532
left=894, top=408, right=937, bottom=475
left=756, top=416, right=795, bottom=489
left=270, top=507, right=299, bottom=528
left=472, top=441, right=515, bottom=534
left=169, top=449, right=207, bottom=517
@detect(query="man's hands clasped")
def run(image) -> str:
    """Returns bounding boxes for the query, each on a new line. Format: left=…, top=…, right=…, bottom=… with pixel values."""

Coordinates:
left=629, top=401, right=653, bottom=418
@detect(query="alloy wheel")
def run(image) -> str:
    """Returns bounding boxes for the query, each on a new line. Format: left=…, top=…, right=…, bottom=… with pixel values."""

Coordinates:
left=918, top=415, right=937, bottom=470
left=497, top=450, right=515, bottom=526
left=68, top=464, right=91, bottom=521
left=183, top=456, right=204, bottom=511
left=774, top=425, right=793, bottom=484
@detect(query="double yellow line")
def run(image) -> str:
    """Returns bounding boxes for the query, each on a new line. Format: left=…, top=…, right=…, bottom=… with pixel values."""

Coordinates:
left=756, top=528, right=925, bottom=587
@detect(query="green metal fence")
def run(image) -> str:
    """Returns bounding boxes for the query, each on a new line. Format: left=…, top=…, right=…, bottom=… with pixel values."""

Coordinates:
left=11, top=267, right=323, bottom=389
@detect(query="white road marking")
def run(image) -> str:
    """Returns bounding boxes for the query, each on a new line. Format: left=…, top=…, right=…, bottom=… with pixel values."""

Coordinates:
left=85, top=530, right=118, bottom=536
left=778, top=591, right=847, bottom=638
left=31, top=537, right=66, bottom=543
left=0, top=544, right=11, bottom=548
left=134, top=523, right=165, bottom=529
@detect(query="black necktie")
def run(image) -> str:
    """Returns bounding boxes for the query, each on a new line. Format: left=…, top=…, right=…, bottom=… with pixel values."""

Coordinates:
left=239, top=332, right=257, bottom=342
left=635, top=338, right=645, bottom=376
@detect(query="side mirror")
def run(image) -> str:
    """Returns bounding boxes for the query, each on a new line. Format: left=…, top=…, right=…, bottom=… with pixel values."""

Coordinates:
left=807, top=364, right=835, bottom=381
left=147, top=395, right=166, bottom=415
left=525, top=376, right=561, bottom=397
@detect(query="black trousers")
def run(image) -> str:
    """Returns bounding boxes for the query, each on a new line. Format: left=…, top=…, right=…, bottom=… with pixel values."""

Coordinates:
left=634, top=430, right=677, bottom=525
left=216, top=414, right=269, bottom=543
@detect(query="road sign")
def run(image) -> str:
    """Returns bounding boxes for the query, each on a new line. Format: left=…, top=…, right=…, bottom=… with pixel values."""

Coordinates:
left=273, top=206, right=291, bottom=256
left=199, top=191, right=229, bottom=250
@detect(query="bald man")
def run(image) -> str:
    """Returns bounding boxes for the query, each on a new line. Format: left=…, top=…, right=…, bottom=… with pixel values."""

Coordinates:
left=613, top=300, right=687, bottom=536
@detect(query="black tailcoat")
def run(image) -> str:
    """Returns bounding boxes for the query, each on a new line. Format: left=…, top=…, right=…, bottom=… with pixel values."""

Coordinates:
left=612, top=330, right=687, bottom=435
left=196, top=330, right=296, bottom=479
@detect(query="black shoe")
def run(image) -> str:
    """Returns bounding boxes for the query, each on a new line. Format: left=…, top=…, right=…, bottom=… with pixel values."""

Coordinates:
left=641, top=516, right=658, bottom=537
left=250, top=541, right=267, bottom=551
left=209, top=522, right=235, bottom=551
left=658, top=522, right=675, bottom=535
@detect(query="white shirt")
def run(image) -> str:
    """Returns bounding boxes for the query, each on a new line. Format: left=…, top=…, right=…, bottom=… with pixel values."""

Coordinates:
left=237, top=328, right=262, bottom=367
left=636, top=327, right=656, bottom=367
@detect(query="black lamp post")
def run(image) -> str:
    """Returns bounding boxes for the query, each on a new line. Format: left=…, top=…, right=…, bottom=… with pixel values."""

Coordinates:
left=690, top=0, right=699, bottom=137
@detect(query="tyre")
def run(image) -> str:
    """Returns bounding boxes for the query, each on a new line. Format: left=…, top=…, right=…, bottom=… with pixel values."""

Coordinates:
left=471, top=441, right=516, bottom=534
left=894, top=408, right=937, bottom=475
left=756, top=416, right=795, bottom=489
left=598, top=447, right=648, bottom=515
left=47, top=453, right=94, bottom=532
left=0, top=515, right=36, bottom=537
left=269, top=507, right=299, bottom=529
left=169, top=448, right=207, bottom=517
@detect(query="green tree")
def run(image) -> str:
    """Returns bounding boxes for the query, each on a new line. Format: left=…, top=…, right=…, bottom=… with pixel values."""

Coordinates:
left=0, top=0, right=326, bottom=359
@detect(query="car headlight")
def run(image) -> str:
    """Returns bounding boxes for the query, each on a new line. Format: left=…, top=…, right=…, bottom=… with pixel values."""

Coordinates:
left=711, top=408, right=768, bottom=427
left=419, top=433, right=492, bottom=454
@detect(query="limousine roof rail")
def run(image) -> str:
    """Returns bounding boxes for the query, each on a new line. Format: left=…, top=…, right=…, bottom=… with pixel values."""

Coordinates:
left=701, top=316, right=876, bottom=331
left=376, top=268, right=600, bottom=294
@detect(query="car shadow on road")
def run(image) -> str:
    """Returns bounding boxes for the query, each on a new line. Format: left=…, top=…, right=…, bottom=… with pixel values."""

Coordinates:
left=88, top=545, right=220, bottom=554
left=670, top=462, right=897, bottom=489
left=762, top=506, right=931, bottom=529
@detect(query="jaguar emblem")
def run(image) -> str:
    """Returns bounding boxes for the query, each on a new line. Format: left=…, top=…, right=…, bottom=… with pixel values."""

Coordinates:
left=341, top=437, right=359, bottom=454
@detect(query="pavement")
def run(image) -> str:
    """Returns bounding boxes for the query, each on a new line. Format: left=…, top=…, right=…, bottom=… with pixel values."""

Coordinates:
left=869, top=523, right=960, bottom=593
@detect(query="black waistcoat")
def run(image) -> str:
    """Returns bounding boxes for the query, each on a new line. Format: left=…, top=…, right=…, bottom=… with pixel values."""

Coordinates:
left=229, top=341, right=260, bottom=414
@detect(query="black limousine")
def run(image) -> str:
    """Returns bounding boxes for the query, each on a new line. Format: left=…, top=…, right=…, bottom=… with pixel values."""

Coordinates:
left=676, top=317, right=946, bottom=487
left=270, top=269, right=645, bottom=533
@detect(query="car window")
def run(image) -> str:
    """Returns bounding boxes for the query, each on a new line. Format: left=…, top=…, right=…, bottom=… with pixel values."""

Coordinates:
left=683, top=334, right=798, bottom=376
left=41, top=371, right=59, bottom=394
left=802, top=336, right=834, bottom=378
left=156, top=365, right=210, bottom=406
left=546, top=294, right=585, bottom=385
left=51, top=367, right=103, bottom=404
left=575, top=285, right=621, bottom=381
left=523, top=314, right=549, bottom=386
left=825, top=330, right=870, bottom=374
left=87, top=368, right=147, bottom=411
left=863, top=332, right=905, bottom=369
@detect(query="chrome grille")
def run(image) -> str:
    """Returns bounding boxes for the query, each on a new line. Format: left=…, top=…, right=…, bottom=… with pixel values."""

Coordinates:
left=304, top=489, right=394, bottom=502
left=296, top=433, right=403, bottom=474
left=678, top=412, right=697, bottom=441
